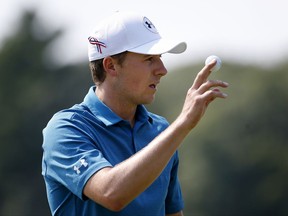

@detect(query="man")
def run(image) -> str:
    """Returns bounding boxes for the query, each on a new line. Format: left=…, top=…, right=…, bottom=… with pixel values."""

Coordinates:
left=42, top=11, right=228, bottom=216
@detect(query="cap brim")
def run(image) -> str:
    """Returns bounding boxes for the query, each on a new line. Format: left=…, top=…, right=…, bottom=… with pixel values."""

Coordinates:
left=128, top=38, right=187, bottom=55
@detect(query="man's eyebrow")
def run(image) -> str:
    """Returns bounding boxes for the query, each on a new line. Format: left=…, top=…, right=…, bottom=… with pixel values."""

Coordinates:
left=142, top=54, right=152, bottom=57
left=142, top=54, right=162, bottom=58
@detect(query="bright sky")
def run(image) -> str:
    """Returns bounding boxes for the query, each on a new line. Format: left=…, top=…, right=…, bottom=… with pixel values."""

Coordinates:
left=1, top=0, right=288, bottom=69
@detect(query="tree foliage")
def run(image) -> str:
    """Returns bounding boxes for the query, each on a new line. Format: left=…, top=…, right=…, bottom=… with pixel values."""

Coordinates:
left=0, top=11, right=91, bottom=215
left=0, top=10, right=287, bottom=216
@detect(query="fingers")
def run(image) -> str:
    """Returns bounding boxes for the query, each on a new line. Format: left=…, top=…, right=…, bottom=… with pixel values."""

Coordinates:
left=201, top=87, right=228, bottom=101
left=198, top=80, right=229, bottom=96
left=191, top=59, right=228, bottom=100
left=192, top=59, right=217, bottom=90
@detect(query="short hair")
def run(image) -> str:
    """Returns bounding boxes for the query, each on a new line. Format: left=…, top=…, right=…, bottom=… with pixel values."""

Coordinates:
left=89, top=51, right=128, bottom=85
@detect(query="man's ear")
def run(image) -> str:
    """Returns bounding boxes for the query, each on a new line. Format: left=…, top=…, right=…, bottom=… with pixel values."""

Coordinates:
left=103, top=57, right=117, bottom=76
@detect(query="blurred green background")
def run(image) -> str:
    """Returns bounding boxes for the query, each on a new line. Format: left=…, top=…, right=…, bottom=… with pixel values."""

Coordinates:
left=0, top=11, right=287, bottom=216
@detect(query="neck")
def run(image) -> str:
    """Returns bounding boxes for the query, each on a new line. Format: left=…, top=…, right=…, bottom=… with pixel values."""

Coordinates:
left=95, top=86, right=137, bottom=127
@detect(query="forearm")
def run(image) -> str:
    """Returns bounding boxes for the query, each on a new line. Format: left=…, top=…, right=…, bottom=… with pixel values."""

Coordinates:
left=84, top=117, right=190, bottom=210
left=113, top=117, right=190, bottom=195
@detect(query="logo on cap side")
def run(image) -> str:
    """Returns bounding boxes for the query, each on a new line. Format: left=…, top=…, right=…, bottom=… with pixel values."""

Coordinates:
left=143, top=17, right=158, bottom=34
left=88, top=36, right=107, bottom=54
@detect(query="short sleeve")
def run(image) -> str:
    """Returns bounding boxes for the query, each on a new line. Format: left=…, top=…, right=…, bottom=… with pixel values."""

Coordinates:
left=165, top=152, right=184, bottom=214
left=42, top=111, right=112, bottom=200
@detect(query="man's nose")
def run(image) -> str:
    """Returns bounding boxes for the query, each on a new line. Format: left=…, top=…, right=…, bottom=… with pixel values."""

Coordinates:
left=155, top=58, right=168, bottom=77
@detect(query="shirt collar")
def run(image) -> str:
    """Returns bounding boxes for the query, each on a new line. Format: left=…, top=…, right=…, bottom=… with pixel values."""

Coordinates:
left=83, top=86, right=152, bottom=126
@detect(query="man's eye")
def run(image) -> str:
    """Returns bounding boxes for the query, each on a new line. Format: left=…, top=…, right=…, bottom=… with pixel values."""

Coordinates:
left=146, top=55, right=161, bottom=62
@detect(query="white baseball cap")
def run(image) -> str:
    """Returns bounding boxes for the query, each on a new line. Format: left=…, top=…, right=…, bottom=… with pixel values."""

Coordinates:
left=88, top=11, right=187, bottom=61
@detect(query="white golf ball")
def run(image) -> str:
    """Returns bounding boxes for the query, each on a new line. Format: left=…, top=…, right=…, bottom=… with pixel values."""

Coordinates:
left=205, top=55, right=222, bottom=72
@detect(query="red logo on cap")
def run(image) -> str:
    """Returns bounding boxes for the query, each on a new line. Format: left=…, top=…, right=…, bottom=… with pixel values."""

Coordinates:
left=88, top=37, right=106, bottom=54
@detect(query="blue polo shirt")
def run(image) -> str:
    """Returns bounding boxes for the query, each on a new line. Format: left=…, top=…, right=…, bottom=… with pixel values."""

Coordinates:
left=42, top=86, right=184, bottom=216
